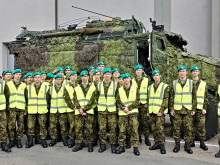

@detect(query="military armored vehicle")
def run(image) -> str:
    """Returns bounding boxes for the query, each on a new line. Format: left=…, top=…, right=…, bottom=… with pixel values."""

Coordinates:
left=8, top=15, right=219, bottom=140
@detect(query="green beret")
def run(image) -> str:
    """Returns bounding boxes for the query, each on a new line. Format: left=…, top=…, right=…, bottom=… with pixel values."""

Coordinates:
left=33, top=72, right=41, bottom=77
left=13, top=69, right=22, bottom=74
left=23, top=74, right=27, bottom=79
left=55, top=74, right=63, bottom=79
left=93, top=68, right=101, bottom=75
left=152, top=69, right=160, bottom=76
left=69, top=71, right=77, bottom=76
left=47, top=73, right=54, bottom=78
left=56, top=67, right=63, bottom=73
left=122, top=73, right=131, bottom=80
left=178, top=65, right=187, bottom=72
left=88, top=66, right=95, bottom=71
left=26, top=72, right=33, bottom=78
left=102, top=68, right=112, bottom=74
left=64, top=65, right=72, bottom=70
left=112, top=68, right=119, bottom=73
left=80, top=70, right=88, bottom=76
left=190, top=65, right=200, bottom=72
left=118, top=74, right=123, bottom=79
left=3, top=69, right=12, bottom=76
left=40, top=71, right=46, bottom=75
left=97, top=61, right=105, bottom=66
left=135, top=64, right=143, bottom=71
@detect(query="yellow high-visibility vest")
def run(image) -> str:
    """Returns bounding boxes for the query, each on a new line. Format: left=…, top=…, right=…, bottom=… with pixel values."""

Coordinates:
left=65, top=84, right=75, bottom=113
left=196, top=80, right=206, bottom=110
left=27, top=84, right=49, bottom=114
left=74, top=84, right=96, bottom=115
left=7, top=81, right=26, bottom=110
left=148, top=82, right=168, bottom=114
left=173, top=79, right=193, bottom=110
left=217, top=85, right=220, bottom=116
left=118, top=85, right=138, bottom=116
left=97, top=81, right=117, bottom=112
left=0, top=80, right=6, bottom=111
left=50, top=85, right=67, bottom=113
left=132, top=77, right=148, bottom=104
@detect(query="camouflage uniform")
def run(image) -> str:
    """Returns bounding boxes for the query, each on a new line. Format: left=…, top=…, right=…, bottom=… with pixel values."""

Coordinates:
left=148, top=82, right=169, bottom=145
left=0, top=111, right=8, bottom=143
left=74, top=84, right=96, bottom=144
left=116, top=86, right=140, bottom=147
left=192, top=79, right=208, bottom=141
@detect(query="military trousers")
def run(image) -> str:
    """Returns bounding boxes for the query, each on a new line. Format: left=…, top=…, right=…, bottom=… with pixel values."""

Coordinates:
left=7, top=110, right=24, bottom=141
left=27, top=114, right=47, bottom=140
left=98, top=112, right=117, bottom=144
left=192, top=110, right=206, bottom=141
left=0, top=110, right=8, bottom=143
left=138, top=106, right=150, bottom=137
left=75, top=114, right=94, bottom=144
left=49, top=113, right=67, bottom=140
left=118, top=114, right=139, bottom=147
left=150, top=114, right=165, bottom=145
left=172, top=113, right=193, bottom=143
left=67, top=112, right=75, bottom=140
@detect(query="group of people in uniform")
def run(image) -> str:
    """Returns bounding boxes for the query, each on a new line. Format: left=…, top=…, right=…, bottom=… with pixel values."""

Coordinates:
left=0, top=61, right=220, bottom=158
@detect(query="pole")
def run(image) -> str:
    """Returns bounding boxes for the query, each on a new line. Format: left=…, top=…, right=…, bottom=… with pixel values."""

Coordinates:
left=55, top=0, right=58, bottom=30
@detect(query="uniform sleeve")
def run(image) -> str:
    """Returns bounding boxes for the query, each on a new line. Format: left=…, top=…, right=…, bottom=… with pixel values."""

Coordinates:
left=46, top=89, right=51, bottom=110
left=24, top=88, right=28, bottom=112
left=128, top=88, right=140, bottom=110
left=159, top=86, right=170, bottom=114
left=192, top=85, right=196, bottom=112
left=203, top=86, right=208, bottom=110
left=63, top=88, right=74, bottom=109
left=83, top=90, right=96, bottom=111
left=116, top=90, right=125, bottom=110
left=74, top=92, right=81, bottom=110
left=4, top=84, right=10, bottom=109
left=169, top=83, right=175, bottom=112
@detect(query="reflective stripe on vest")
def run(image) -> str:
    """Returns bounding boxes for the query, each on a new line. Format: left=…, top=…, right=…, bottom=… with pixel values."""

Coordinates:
left=196, top=80, right=206, bottom=110
left=173, top=79, right=193, bottom=110
left=97, top=81, right=117, bottom=112
left=27, top=84, right=48, bottom=114
left=74, top=84, right=95, bottom=115
left=65, top=84, right=75, bottom=113
left=132, top=77, right=148, bottom=104
left=7, top=81, right=26, bottom=110
left=218, top=85, right=220, bottom=116
left=148, top=82, right=168, bottom=114
left=118, top=85, right=138, bottom=116
left=50, top=85, right=67, bottom=113
left=0, top=80, right=6, bottom=110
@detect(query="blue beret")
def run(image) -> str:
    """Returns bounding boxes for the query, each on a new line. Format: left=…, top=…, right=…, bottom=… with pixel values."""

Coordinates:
left=69, top=71, right=77, bottom=76
left=3, top=69, right=12, bottom=76
left=93, top=68, right=101, bottom=75
left=119, top=74, right=123, bottom=79
left=13, top=69, right=22, bottom=74
left=33, top=72, right=41, bottom=77
left=64, top=65, right=72, bottom=70
left=26, top=72, right=33, bottom=78
left=40, top=71, right=46, bottom=75
left=47, top=73, right=54, bottom=78
left=152, top=69, right=160, bottom=76
left=122, top=73, right=131, bottom=80
left=178, top=65, right=187, bottom=72
left=190, top=65, right=200, bottom=72
left=80, top=70, right=88, bottom=76
left=88, top=66, right=95, bottom=71
left=112, top=68, right=119, bottom=73
left=102, top=68, right=112, bottom=74
left=135, top=64, right=143, bottom=71
left=55, top=74, right=63, bottom=79
left=97, top=61, right=105, bottom=66
left=56, top=67, right=63, bottom=73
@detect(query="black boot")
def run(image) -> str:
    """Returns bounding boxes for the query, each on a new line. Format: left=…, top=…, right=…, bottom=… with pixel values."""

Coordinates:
left=126, top=138, right=131, bottom=149
left=111, top=144, right=117, bottom=154
left=145, top=137, right=151, bottom=146
left=149, top=143, right=160, bottom=150
left=139, top=136, right=142, bottom=143
left=173, top=142, right=180, bottom=153
left=116, top=146, right=125, bottom=154
left=82, top=141, right=88, bottom=148
left=16, top=139, right=23, bottom=148
left=49, top=139, right=56, bottom=147
left=215, top=150, right=220, bottom=158
left=25, top=136, right=34, bottom=148
left=62, top=139, right=68, bottom=146
left=8, top=140, right=15, bottom=148
left=41, top=139, right=48, bottom=148
left=200, top=141, right=208, bottom=151
left=72, top=143, right=83, bottom=152
left=133, top=147, right=140, bottom=156
left=92, top=140, right=97, bottom=147
left=160, top=144, right=166, bottom=154
left=68, top=139, right=75, bottom=148
left=1, top=142, right=11, bottom=153
left=189, top=140, right=195, bottom=147
left=98, top=144, right=106, bottom=153
left=184, top=142, right=193, bottom=154
left=88, top=143, right=93, bottom=152
left=35, top=138, right=41, bottom=144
